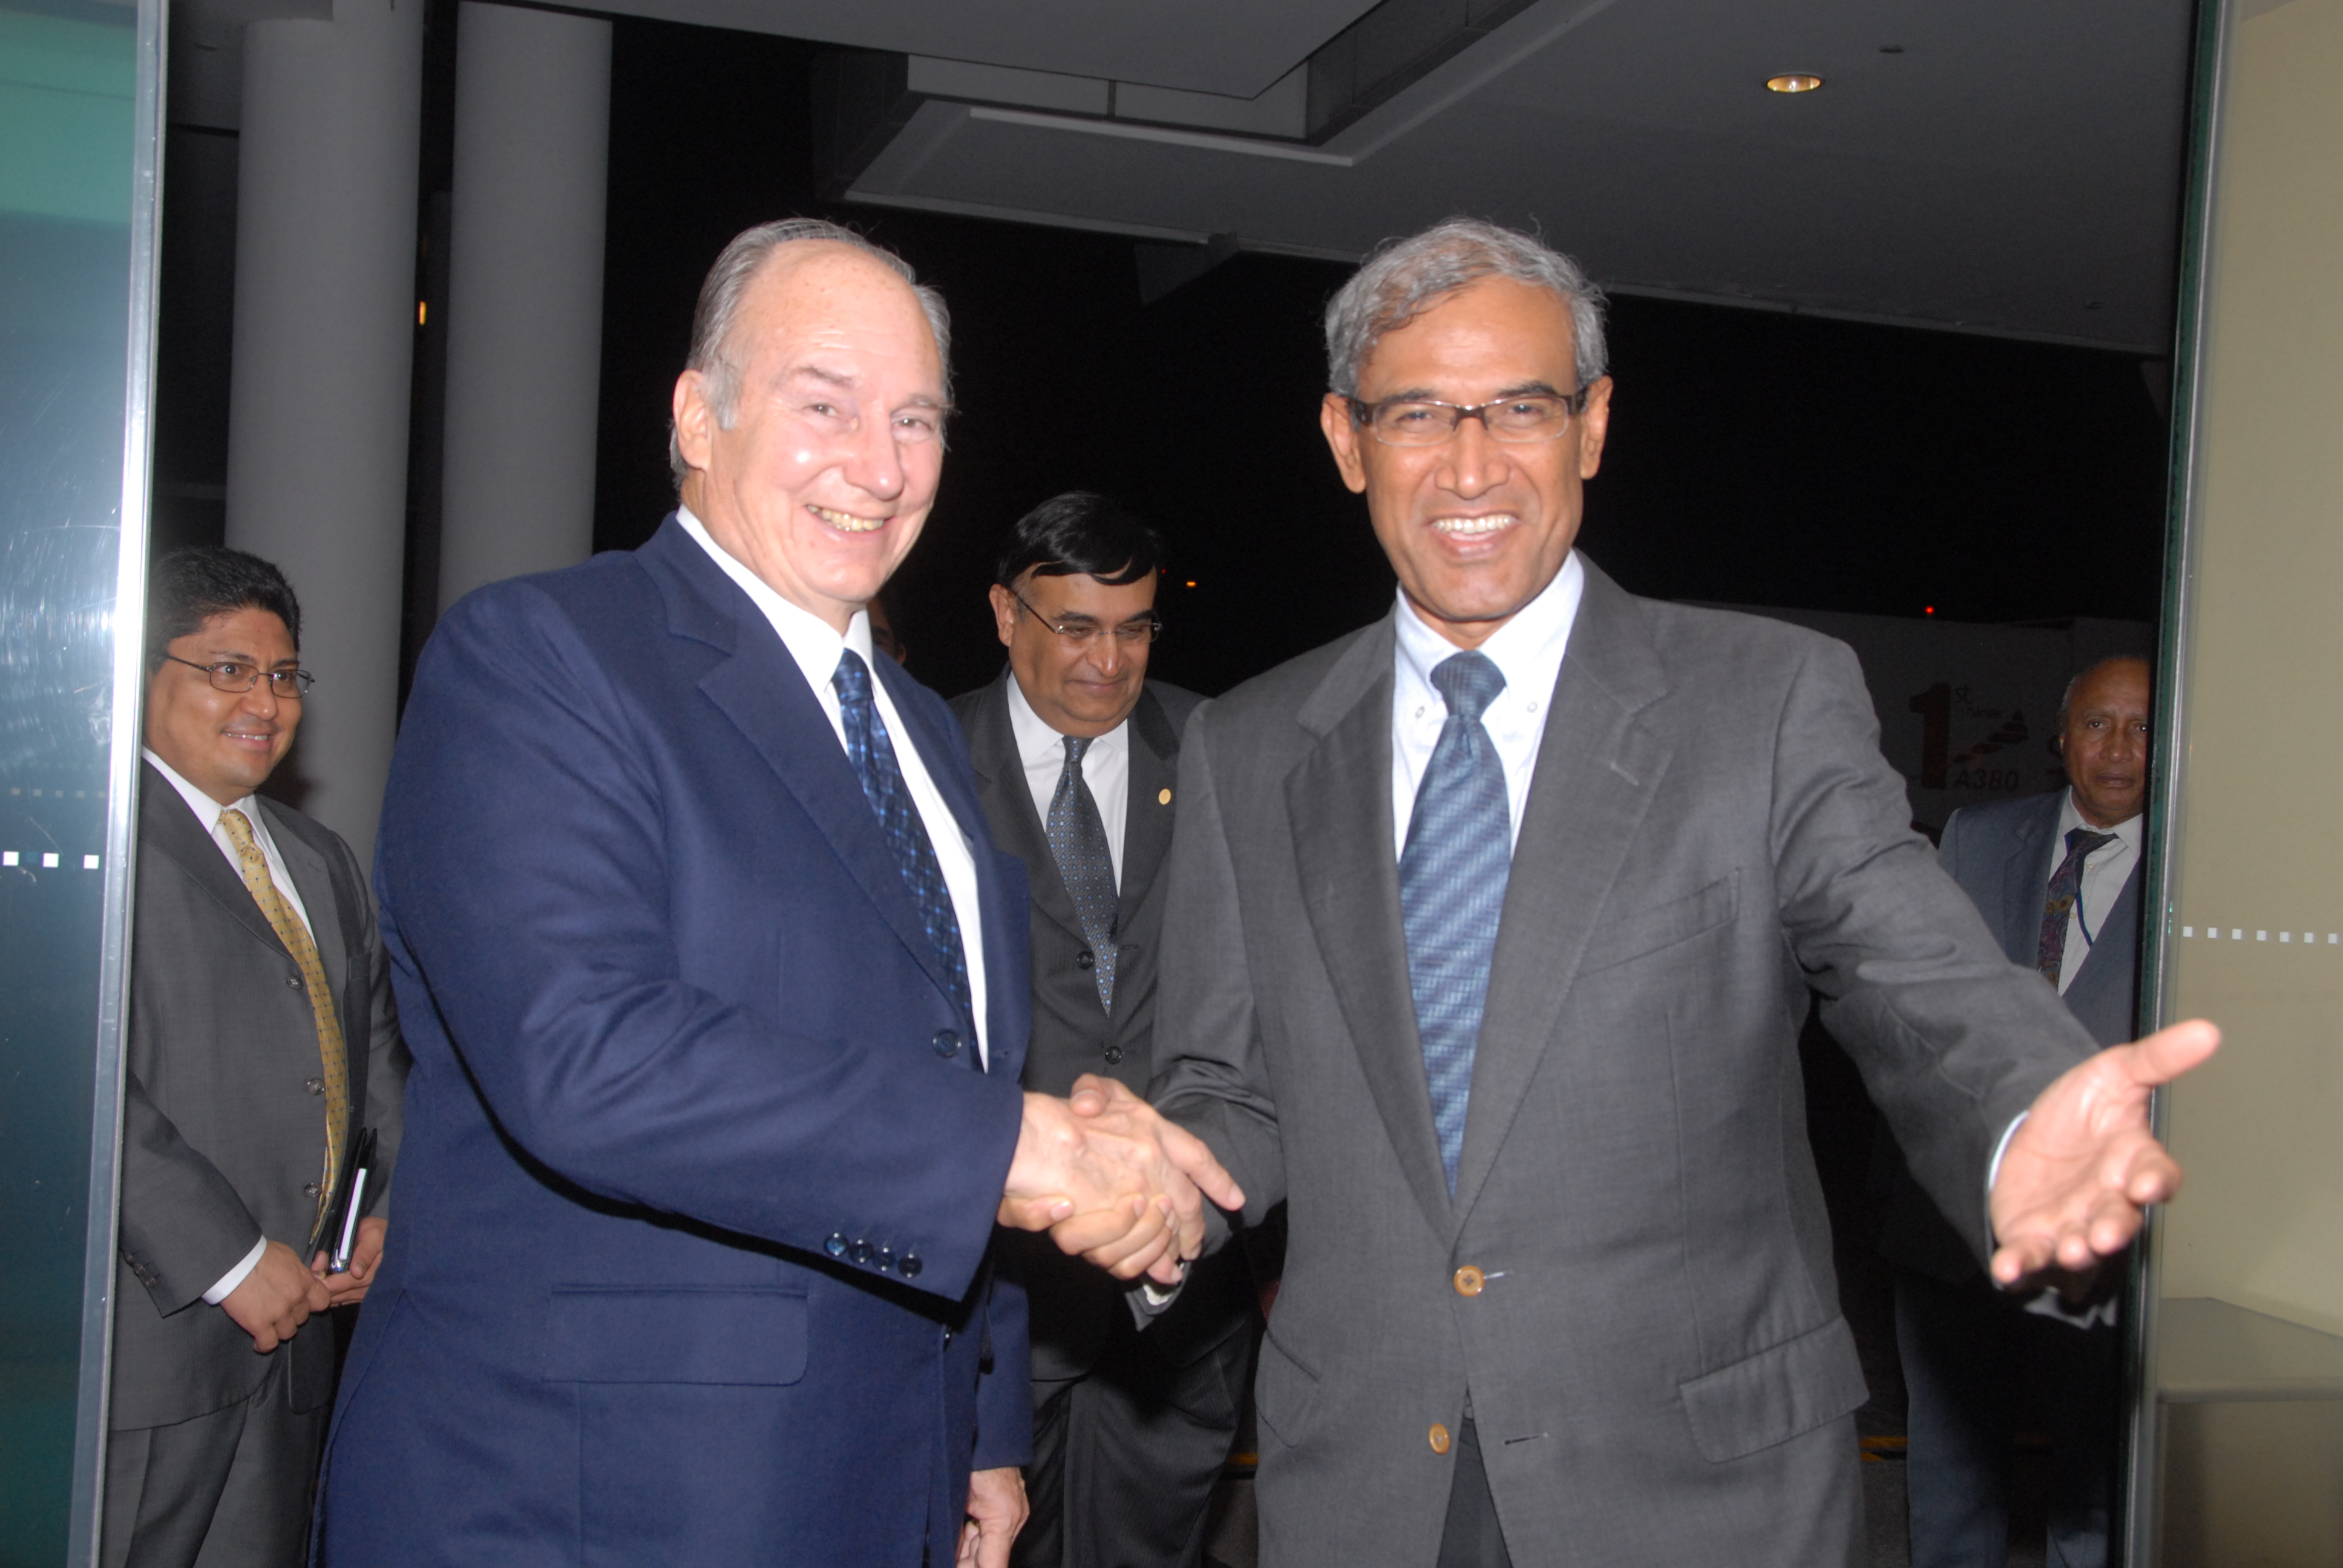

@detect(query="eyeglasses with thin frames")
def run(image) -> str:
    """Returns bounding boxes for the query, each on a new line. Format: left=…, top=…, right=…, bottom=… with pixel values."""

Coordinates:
left=1346, top=387, right=1591, bottom=447
left=1008, top=586, right=1162, bottom=648
left=161, top=655, right=315, bottom=699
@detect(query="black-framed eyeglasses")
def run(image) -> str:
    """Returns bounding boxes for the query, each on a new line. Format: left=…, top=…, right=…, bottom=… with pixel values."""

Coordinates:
left=162, top=655, right=315, bottom=698
left=1347, top=387, right=1590, bottom=447
left=1009, top=587, right=1161, bottom=648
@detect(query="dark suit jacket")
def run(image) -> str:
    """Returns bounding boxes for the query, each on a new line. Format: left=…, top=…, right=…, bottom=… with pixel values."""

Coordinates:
left=1151, top=558, right=2102, bottom=1564
left=112, top=762, right=405, bottom=1430
left=1882, top=788, right=2142, bottom=1282
left=951, top=672, right=1247, bottom=1379
left=318, top=518, right=1034, bottom=1567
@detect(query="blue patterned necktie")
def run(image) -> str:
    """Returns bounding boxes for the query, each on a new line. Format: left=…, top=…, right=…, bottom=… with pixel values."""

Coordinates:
left=1399, top=652, right=1512, bottom=1194
left=1047, top=735, right=1118, bottom=1012
left=832, top=650, right=975, bottom=1054
left=2037, top=826, right=2116, bottom=985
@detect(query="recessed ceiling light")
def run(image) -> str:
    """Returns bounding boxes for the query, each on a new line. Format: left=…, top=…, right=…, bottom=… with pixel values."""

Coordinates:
left=1766, top=73, right=1824, bottom=93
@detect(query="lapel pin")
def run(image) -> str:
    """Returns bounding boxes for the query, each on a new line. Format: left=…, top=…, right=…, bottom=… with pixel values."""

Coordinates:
left=1158, top=788, right=1172, bottom=805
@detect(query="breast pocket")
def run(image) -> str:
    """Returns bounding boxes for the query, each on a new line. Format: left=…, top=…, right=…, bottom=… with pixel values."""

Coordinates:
left=1577, top=872, right=1739, bottom=977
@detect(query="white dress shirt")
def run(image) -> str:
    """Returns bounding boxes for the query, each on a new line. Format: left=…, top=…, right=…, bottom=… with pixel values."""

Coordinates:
left=2050, top=793, right=2143, bottom=995
left=1391, top=551, right=1584, bottom=857
left=145, top=748, right=316, bottom=1305
left=1005, top=675, right=1130, bottom=887
left=675, top=508, right=989, bottom=1068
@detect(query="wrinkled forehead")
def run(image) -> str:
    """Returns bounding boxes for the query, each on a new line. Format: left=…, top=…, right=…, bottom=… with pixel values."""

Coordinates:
left=744, top=245, right=942, bottom=379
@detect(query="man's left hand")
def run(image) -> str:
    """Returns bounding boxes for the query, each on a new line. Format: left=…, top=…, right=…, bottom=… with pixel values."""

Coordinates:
left=958, top=1466, right=1026, bottom=1568
left=312, top=1217, right=388, bottom=1307
left=1989, top=1018, right=2220, bottom=1287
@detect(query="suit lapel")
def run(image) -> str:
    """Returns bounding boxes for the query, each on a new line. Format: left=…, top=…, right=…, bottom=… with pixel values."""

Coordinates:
left=1285, top=619, right=1457, bottom=1242
left=138, top=763, right=290, bottom=963
left=965, top=672, right=1086, bottom=945
left=1452, top=564, right=1673, bottom=1222
left=643, top=524, right=961, bottom=1016
left=1997, top=793, right=2060, bottom=967
left=1115, top=687, right=1181, bottom=930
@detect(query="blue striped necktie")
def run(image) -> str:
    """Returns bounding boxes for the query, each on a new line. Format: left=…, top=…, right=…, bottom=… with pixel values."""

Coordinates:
left=1399, top=652, right=1512, bottom=1193
left=832, top=650, right=975, bottom=1054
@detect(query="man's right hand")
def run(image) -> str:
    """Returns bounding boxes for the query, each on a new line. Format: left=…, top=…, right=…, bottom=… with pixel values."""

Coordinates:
left=997, top=1084, right=1244, bottom=1286
left=220, top=1239, right=331, bottom=1353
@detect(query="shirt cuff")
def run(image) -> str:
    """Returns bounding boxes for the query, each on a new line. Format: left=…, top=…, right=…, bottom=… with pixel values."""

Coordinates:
left=202, top=1236, right=267, bottom=1305
left=1983, top=1111, right=2028, bottom=1249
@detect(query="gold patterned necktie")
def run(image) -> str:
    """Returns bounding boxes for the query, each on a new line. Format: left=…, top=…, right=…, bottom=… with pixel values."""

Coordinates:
left=219, top=808, right=347, bottom=1220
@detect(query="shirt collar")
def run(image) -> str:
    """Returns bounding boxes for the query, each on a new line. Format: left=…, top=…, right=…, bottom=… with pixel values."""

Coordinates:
left=676, top=505, right=875, bottom=695
left=142, top=748, right=258, bottom=833
left=1005, top=670, right=1127, bottom=769
left=2056, top=788, right=2143, bottom=852
left=1394, top=549, right=1585, bottom=710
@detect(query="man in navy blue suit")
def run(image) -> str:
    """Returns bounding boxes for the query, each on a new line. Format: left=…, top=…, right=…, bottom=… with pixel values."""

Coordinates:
left=317, top=220, right=1238, bottom=1567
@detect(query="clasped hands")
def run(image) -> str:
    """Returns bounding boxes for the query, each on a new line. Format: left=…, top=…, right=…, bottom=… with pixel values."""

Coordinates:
left=218, top=1216, right=388, bottom=1353
left=997, top=1076, right=1242, bottom=1286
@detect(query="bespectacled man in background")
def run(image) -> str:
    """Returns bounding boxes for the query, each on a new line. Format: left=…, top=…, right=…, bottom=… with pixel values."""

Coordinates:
left=954, top=494, right=1259, bottom=1568
left=105, top=546, right=405, bottom=1568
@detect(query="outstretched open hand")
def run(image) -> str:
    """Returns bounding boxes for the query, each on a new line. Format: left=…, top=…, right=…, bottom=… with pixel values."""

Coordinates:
left=1988, top=1018, right=2219, bottom=1288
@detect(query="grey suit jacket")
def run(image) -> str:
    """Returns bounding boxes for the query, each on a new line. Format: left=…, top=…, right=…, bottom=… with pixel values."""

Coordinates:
left=1881, top=789, right=2140, bottom=1283
left=110, top=762, right=407, bottom=1429
left=952, top=673, right=1250, bottom=1377
left=1150, top=559, right=2100, bottom=1565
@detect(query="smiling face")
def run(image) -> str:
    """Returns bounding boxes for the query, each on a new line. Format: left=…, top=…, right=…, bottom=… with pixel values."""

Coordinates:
left=2060, top=656, right=2152, bottom=828
left=672, top=242, right=948, bottom=632
left=1320, top=278, right=1611, bottom=650
left=144, top=606, right=302, bottom=805
left=989, top=567, right=1159, bottom=739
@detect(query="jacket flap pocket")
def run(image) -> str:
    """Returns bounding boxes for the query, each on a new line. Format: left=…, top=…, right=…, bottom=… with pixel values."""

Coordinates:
left=1253, top=1330, right=1322, bottom=1447
left=1579, top=873, right=1738, bottom=976
left=1677, top=1314, right=1866, bottom=1463
left=544, top=1287, right=809, bottom=1385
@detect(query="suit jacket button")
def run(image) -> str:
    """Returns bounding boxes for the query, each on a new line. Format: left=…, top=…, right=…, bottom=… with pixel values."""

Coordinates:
left=1076, top=949, right=1095, bottom=971
left=899, top=1253, right=922, bottom=1278
left=931, top=1029, right=960, bottom=1058
left=876, top=1247, right=895, bottom=1273
left=1429, top=1423, right=1452, bottom=1455
left=1453, top=1266, right=1485, bottom=1298
left=850, top=1240, right=874, bottom=1265
left=305, top=1078, right=325, bottom=1096
left=824, top=1233, right=849, bottom=1259
left=285, top=974, right=303, bottom=990
left=1103, top=1045, right=1125, bottom=1065
left=303, top=1183, right=321, bottom=1199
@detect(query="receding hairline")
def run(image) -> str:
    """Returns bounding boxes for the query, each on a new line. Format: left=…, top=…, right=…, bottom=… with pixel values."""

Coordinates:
left=718, top=241, right=946, bottom=381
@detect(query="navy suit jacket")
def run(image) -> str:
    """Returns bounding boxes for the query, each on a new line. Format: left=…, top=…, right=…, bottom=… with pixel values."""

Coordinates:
left=318, top=518, right=1035, bottom=1566
left=1881, top=788, right=2142, bottom=1282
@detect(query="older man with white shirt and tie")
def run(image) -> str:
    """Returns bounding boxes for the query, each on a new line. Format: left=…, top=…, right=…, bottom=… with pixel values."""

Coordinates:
left=1885, top=653, right=2155, bottom=1568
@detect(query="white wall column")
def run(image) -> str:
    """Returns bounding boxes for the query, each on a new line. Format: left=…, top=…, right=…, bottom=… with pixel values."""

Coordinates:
left=437, top=0, right=611, bottom=613
left=225, top=0, right=423, bottom=868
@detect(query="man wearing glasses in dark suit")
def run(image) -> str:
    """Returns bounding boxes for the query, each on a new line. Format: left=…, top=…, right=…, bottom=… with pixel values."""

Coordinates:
left=954, top=493, right=1256, bottom=1568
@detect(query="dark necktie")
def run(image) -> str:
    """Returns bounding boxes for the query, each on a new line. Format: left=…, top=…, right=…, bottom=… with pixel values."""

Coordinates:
left=1046, top=734, right=1118, bottom=1012
left=833, top=650, right=975, bottom=1052
left=1399, top=652, right=1512, bottom=1194
left=2037, top=826, right=2117, bottom=984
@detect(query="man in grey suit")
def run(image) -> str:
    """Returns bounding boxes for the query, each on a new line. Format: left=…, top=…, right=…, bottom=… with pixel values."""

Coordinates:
left=1114, top=221, right=2214, bottom=1565
left=952, top=494, right=1255, bottom=1568
left=1886, top=653, right=2153, bottom=1568
left=105, top=547, right=405, bottom=1568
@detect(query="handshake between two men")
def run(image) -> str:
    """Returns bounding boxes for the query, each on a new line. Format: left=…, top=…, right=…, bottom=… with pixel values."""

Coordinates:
left=995, top=1076, right=1241, bottom=1286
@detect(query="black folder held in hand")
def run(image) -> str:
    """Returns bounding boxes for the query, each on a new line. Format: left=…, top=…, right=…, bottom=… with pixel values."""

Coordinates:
left=309, top=1125, right=378, bottom=1272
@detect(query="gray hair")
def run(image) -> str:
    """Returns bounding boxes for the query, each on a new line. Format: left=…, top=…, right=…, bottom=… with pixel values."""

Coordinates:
left=2056, top=653, right=2152, bottom=731
left=667, top=218, right=953, bottom=485
left=1323, top=218, right=1607, bottom=399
